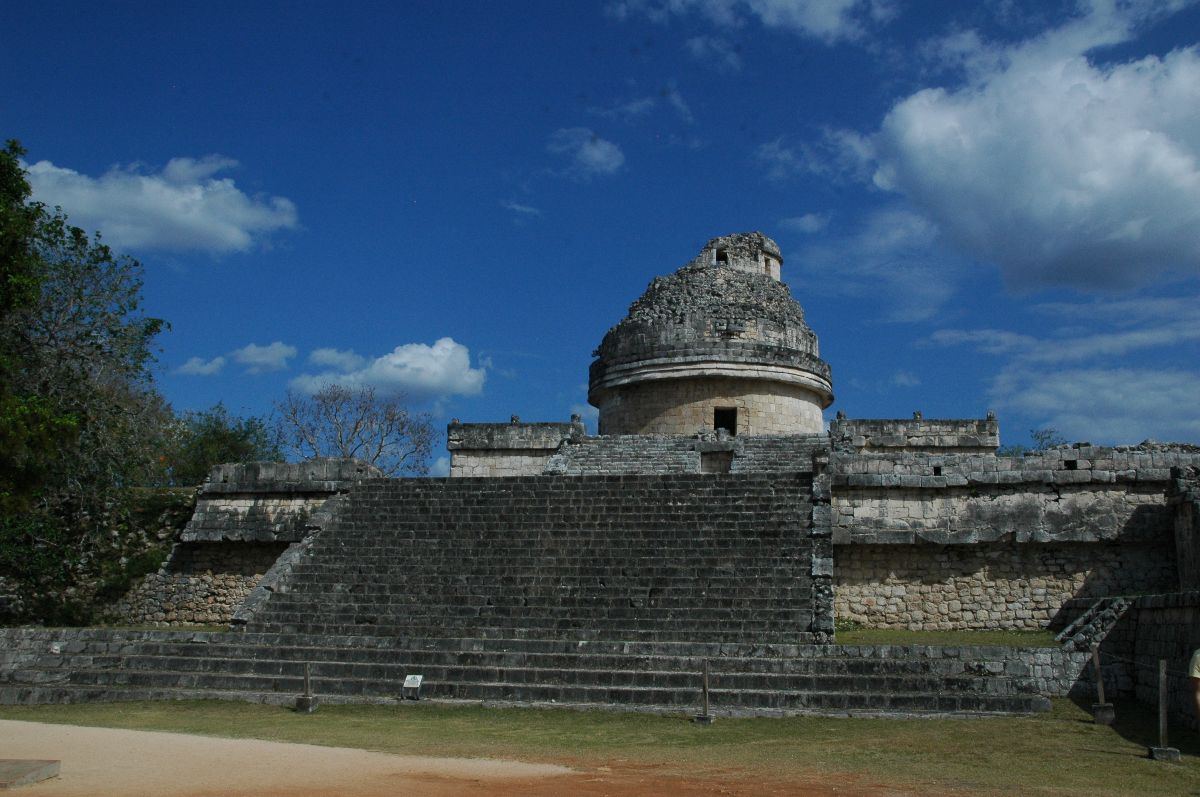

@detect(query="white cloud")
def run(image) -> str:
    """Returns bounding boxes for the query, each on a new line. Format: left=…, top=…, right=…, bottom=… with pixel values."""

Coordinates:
left=686, top=35, right=743, bottom=71
left=429, top=456, right=450, bottom=477
left=868, top=4, right=1200, bottom=290
left=991, top=367, right=1200, bottom=444
left=547, top=128, right=626, bottom=179
left=610, top=0, right=891, bottom=44
left=291, top=337, right=486, bottom=399
left=232, top=341, right=298, bottom=374
left=795, top=207, right=957, bottom=322
left=890, top=370, right=920, bottom=388
left=178, top=355, right=226, bottom=376
left=308, top=347, right=366, bottom=372
left=25, top=155, right=298, bottom=254
left=588, top=97, right=657, bottom=121
left=780, top=212, right=829, bottom=234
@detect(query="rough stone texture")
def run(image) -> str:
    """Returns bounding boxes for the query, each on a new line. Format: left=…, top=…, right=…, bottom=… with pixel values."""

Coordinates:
left=448, top=421, right=582, bottom=477
left=834, top=541, right=1177, bottom=631
left=185, top=459, right=382, bottom=543
left=829, top=444, right=1200, bottom=546
left=109, top=542, right=288, bottom=626
left=1097, top=591, right=1200, bottom=729
left=112, top=459, right=378, bottom=627
left=1169, top=466, right=1200, bottom=590
left=543, top=433, right=828, bottom=475
left=831, top=417, right=999, bottom=453
left=594, top=376, right=827, bottom=437
left=240, top=474, right=829, bottom=645
left=589, top=232, right=832, bottom=436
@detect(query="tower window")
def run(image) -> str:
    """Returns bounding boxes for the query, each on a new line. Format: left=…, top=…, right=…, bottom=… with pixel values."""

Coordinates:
left=714, top=407, right=737, bottom=436
left=715, top=249, right=728, bottom=264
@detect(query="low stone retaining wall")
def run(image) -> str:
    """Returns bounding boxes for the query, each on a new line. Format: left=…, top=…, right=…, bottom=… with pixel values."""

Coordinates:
left=834, top=540, right=1177, bottom=631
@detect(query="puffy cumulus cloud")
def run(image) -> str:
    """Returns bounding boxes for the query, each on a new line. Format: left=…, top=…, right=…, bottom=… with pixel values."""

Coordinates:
left=25, top=155, right=298, bottom=254
left=795, top=207, right=959, bottom=322
left=990, top=367, right=1200, bottom=444
left=308, top=347, right=367, bottom=372
left=547, top=128, right=625, bottom=180
left=232, top=341, right=298, bottom=374
left=429, top=456, right=451, bottom=477
left=869, top=4, right=1200, bottom=290
left=291, top=337, right=486, bottom=400
left=608, top=0, right=892, bottom=44
left=177, top=355, right=226, bottom=376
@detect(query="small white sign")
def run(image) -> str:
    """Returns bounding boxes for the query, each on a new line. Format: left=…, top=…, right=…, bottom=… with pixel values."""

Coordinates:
left=403, top=674, right=423, bottom=689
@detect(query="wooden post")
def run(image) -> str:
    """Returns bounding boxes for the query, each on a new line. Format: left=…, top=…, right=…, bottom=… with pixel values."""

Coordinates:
left=1150, top=657, right=1181, bottom=761
left=693, top=659, right=714, bottom=725
left=295, top=661, right=319, bottom=713
left=1159, top=658, right=1168, bottom=750
left=1091, top=646, right=1113, bottom=725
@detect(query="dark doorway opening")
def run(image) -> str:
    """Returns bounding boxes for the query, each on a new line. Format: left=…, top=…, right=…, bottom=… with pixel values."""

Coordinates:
left=714, top=407, right=737, bottom=436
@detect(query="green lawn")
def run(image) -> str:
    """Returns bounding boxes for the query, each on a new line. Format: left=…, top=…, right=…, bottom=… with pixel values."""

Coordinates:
left=1, top=698, right=1195, bottom=795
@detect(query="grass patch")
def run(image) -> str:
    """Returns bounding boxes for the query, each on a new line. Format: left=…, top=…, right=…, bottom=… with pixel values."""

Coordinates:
left=1, top=698, right=1195, bottom=795
left=835, top=626, right=1059, bottom=648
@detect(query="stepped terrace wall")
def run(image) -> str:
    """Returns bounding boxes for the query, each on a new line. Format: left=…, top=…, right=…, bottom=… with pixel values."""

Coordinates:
left=242, top=473, right=832, bottom=644
left=831, top=444, right=1200, bottom=630
left=543, top=433, right=829, bottom=475
left=113, top=459, right=379, bottom=627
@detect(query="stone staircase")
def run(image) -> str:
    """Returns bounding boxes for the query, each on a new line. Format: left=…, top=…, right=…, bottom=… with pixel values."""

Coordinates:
left=0, top=628, right=1049, bottom=715
left=243, top=474, right=823, bottom=645
left=0, top=473, right=1056, bottom=716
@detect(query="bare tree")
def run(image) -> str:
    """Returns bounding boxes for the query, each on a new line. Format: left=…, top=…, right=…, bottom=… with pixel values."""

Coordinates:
left=274, top=385, right=434, bottom=476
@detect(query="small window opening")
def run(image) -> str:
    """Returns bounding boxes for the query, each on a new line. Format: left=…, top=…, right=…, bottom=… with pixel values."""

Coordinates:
left=933, top=466, right=943, bottom=476
left=715, top=249, right=729, bottom=264
left=1064, top=459, right=1078, bottom=470
left=714, top=407, right=737, bottom=436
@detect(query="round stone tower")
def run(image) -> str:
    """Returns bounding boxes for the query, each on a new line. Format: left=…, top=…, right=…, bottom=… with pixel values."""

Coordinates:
left=588, top=232, right=833, bottom=436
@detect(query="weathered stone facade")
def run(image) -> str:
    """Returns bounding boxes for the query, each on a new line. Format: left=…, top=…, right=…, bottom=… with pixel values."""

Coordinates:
left=112, top=458, right=380, bottom=626
left=447, top=420, right=582, bottom=477
left=589, top=232, right=833, bottom=436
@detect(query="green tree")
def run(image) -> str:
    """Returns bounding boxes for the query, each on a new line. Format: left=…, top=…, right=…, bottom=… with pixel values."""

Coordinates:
left=0, top=140, right=170, bottom=623
left=167, top=403, right=282, bottom=485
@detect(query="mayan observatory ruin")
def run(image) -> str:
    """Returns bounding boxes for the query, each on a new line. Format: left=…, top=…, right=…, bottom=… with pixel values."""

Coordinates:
left=3, top=231, right=1199, bottom=724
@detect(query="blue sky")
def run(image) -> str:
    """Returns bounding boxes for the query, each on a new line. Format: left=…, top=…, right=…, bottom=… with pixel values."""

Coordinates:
left=5, top=0, right=1200, bottom=471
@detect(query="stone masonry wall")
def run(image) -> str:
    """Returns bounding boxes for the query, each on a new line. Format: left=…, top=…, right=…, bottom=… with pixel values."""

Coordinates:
left=835, top=540, right=1177, bottom=630
left=543, top=434, right=828, bottom=475
left=830, top=417, right=999, bottom=453
left=829, top=444, right=1199, bottom=631
left=114, top=458, right=378, bottom=627
left=109, top=542, right=288, bottom=626
left=448, top=421, right=582, bottom=478
left=595, top=376, right=826, bottom=436
left=1169, top=466, right=1200, bottom=590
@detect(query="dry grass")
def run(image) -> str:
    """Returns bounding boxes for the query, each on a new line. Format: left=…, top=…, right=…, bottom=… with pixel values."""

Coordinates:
left=1, top=697, right=1196, bottom=795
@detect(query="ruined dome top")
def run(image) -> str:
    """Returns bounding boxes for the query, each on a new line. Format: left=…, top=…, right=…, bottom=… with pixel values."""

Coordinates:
left=589, top=232, right=832, bottom=403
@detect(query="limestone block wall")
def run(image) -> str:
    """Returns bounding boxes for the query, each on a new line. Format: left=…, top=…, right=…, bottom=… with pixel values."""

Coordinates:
left=830, top=417, right=999, bottom=453
left=448, top=421, right=580, bottom=477
left=542, top=433, right=829, bottom=475
left=835, top=541, right=1177, bottom=630
left=595, top=376, right=826, bottom=436
left=1169, top=466, right=1200, bottom=589
left=114, top=458, right=379, bottom=627
left=109, top=542, right=288, bottom=626
left=829, top=444, right=1200, bottom=630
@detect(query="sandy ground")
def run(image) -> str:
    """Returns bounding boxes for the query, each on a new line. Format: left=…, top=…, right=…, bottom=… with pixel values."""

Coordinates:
left=0, top=719, right=940, bottom=796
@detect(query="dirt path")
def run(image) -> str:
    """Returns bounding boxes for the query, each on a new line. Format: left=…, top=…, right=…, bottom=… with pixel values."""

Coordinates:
left=0, top=720, right=946, bottom=796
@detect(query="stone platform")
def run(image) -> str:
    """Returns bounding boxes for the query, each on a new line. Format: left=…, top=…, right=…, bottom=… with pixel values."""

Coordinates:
left=0, top=760, right=60, bottom=790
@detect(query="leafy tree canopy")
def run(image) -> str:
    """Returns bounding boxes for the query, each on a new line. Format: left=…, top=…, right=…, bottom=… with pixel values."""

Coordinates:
left=166, top=403, right=282, bottom=486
